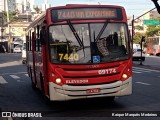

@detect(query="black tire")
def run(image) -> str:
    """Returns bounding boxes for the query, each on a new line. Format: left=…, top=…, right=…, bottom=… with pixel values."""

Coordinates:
left=40, top=74, right=45, bottom=94
left=142, top=57, right=145, bottom=61
left=156, top=53, right=160, bottom=56
left=40, top=74, right=52, bottom=104
left=106, top=96, right=115, bottom=102
left=30, top=68, right=36, bottom=89
left=31, top=79, right=37, bottom=89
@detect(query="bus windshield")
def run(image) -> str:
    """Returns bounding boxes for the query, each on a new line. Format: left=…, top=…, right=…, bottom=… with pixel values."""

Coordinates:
left=49, top=22, right=130, bottom=64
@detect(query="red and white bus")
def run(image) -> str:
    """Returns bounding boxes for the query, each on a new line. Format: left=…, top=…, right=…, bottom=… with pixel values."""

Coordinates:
left=146, top=36, right=160, bottom=56
left=26, top=4, right=132, bottom=101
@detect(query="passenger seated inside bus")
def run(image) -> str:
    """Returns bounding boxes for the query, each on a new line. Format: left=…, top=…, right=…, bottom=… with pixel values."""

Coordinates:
left=96, top=32, right=127, bottom=60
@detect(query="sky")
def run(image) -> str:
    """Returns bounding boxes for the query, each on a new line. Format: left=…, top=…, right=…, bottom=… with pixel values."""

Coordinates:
left=35, top=0, right=160, bottom=18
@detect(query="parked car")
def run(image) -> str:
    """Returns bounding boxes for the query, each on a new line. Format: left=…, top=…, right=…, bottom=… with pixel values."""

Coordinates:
left=13, top=39, right=23, bottom=45
left=13, top=44, right=22, bottom=53
left=133, top=48, right=145, bottom=61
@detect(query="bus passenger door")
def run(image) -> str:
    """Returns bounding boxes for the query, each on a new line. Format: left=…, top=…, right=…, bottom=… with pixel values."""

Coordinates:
left=31, top=32, right=36, bottom=84
left=34, top=38, right=42, bottom=89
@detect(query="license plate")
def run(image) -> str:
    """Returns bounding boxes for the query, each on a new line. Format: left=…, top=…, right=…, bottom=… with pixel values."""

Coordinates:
left=86, top=88, right=101, bottom=94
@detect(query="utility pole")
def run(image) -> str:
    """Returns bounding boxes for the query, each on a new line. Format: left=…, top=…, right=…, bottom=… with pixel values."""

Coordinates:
left=139, top=36, right=145, bottom=65
left=0, top=13, right=4, bottom=41
left=5, top=0, right=9, bottom=23
left=132, top=7, right=156, bottom=65
left=5, top=0, right=11, bottom=52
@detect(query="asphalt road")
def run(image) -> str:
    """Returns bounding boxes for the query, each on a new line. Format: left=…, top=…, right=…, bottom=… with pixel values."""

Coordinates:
left=133, top=55, right=160, bottom=70
left=1, top=53, right=160, bottom=120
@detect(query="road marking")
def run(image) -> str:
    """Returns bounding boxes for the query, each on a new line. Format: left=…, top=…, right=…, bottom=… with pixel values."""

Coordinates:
left=17, top=80, right=25, bottom=82
left=135, top=82, right=150, bottom=86
left=0, top=60, right=22, bottom=68
left=10, top=75, right=20, bottom=79
left=0, top=76, right=8, bottom=84
left=0, top=72, right=27, bottom=75
left=133, top=67, right=160, bottom=72
left=132, top=71, right=142, bottom=73
left=24, top=74, right=28, bottom=77
left=133, top=69, right=151, bottom=73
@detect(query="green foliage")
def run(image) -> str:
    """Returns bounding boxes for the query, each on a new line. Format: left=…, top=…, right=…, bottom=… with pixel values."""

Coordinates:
left=9, top=12, right=18, bottom=22
left=146, top=25, right=160, bottom=36
left=2, top=11, right=18, bottom=23
left=34, top=6, right=41, bottom=14
left=133, top=32, right=145, bottom=44
left=135, top=25, right=143, bottom=30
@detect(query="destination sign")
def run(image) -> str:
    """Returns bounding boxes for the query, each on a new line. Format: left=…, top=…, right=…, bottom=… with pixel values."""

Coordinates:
left=51, top=8, right=123, bottom=22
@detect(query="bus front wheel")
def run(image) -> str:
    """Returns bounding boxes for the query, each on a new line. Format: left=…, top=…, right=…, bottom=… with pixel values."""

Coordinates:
left=30, top=68, right=37, bottom=89
left=106, top=96, right=115, bottom=102
left=40, top=74, right=45, bottom=95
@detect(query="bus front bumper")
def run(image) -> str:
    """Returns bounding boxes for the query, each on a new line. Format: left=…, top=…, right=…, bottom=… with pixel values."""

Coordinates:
left=49, top=77, right=132, bottom=101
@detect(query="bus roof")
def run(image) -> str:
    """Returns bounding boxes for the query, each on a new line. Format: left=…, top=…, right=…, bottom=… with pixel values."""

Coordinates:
left=46, top=4, right=125, bottom=11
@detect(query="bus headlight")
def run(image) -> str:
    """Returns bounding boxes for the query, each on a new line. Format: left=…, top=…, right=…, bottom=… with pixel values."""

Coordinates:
left=56, top=78, right=61, bottom=84
left=120, top=67, right=132, bottom=81
left=122, top=74, right=128, bottom=79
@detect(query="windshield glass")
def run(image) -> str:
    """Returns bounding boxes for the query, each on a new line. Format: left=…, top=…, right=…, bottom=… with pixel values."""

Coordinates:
left=49, top=23, right=130, bottom=64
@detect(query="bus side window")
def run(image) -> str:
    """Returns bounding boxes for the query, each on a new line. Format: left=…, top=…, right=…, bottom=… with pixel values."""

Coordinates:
left=39, top=39, right=42, bottom=51
left=40, top=26, right=46, bottom=45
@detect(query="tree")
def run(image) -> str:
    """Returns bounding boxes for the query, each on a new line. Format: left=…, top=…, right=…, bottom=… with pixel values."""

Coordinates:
left=34, top=6, right=41, bottom=14
left=146, top=25, right=160, bottom=36
left=135, top=25, right=144, bottom=30
left=151, top=0, right=160, bottom=14
left=2, top=11, right=18, bottom=23
left=133, top=32, right=146, bottom=44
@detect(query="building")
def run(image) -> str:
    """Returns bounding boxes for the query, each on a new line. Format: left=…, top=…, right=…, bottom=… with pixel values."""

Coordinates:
left=142, top=10, right=160, bottom=32
left=143, top=10, right=160, bottom=19
left=0, top=0, right=16, bottom=12
left=0, top=0, right=5, bottom=11
left=42, top=0, right=51, bottom=11
left=128, top=9, right=160, bottom=36
left=16, top=0, right=35, bottom=13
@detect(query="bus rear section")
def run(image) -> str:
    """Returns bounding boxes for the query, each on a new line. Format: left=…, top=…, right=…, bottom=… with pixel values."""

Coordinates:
left=26, top=5, right=132, bottom=101
left=146, top=36, right=160, bottom=56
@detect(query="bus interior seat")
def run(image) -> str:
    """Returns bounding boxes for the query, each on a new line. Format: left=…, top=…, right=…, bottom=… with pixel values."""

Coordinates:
left=108, top=45, right=127, bottom=56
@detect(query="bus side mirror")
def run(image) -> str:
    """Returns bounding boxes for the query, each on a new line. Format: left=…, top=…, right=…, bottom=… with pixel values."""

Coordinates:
left=40, top=28, right=46, bottom=45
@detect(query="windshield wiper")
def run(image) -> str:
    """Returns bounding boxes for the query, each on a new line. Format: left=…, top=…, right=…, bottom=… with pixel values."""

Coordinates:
left=67, top=21, right=86, bottom=60
left=95, top=22, right=108, bottom=42
left=60, top=25, right=70, bottom=53
left=67, top=21, right=83, bottom=47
